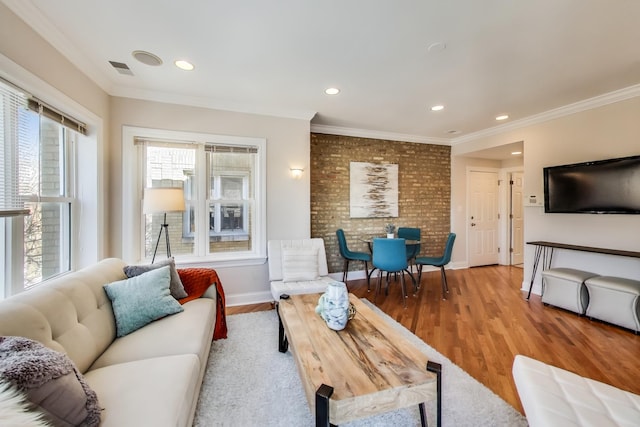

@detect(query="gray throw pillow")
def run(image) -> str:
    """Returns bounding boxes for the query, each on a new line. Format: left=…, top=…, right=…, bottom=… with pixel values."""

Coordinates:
left=123, top=257, right=188, bottom=299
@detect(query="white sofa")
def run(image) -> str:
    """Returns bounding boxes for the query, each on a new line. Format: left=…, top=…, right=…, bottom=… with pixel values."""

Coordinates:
left=0, top=258, right=218, bottom=427
left=513, top=354, right=640, bottom=427
left=268, top=238, right=339, bottom=301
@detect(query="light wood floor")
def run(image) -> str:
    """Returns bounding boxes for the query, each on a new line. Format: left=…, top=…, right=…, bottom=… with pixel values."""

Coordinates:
left=226, top=265, right=640, bottom=414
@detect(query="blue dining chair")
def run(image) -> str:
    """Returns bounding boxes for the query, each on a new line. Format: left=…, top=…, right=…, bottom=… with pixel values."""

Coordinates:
left=372, top=238, right=412, bottom=308
left=336, top=229, right=372, bottom=290
left=397, top=227, right=421, bottom=266
left=415, top=233, right=456, bottom=300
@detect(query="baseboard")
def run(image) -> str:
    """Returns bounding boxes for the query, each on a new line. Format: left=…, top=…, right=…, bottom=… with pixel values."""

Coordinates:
left=225, top=291, right=273, bottom=307
left=521, top=281, right=542, bottom=296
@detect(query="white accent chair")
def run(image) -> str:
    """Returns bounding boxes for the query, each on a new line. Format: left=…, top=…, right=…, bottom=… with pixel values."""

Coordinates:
left=268, top=238, right=339, bottom=301
left=513, top=355, right=640, bottom=427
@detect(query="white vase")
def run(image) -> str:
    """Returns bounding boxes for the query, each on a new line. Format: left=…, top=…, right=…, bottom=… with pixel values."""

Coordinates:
left=315, top=281, right=350, bottom=330
left=387, top=233, right=394, bottom=239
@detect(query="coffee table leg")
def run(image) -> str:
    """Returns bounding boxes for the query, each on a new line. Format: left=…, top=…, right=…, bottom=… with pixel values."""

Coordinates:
left=277, top=306, right=288, bottom=353
left=419, top=402, right=427, bottom=426
left=426, top=361, right=442, bottom=427
left=316, top=384, right=334, bottom=427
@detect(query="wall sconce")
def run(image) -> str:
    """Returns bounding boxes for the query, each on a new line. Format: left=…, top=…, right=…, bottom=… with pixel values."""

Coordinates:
left=290, top=168, right=304, bottom=179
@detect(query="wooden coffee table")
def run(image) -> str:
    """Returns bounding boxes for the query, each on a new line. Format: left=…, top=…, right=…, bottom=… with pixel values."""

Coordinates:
left=277, top=293, right=441, bottom=427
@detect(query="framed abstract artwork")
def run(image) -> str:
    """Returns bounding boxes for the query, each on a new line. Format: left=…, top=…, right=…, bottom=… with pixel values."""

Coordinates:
left=349, top=162, right=398, bottom=218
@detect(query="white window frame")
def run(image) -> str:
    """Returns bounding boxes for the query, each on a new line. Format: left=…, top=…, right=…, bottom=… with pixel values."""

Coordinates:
left=122, top=126, right=267, bottom=267
left=1, top=53, right=104, bottom=297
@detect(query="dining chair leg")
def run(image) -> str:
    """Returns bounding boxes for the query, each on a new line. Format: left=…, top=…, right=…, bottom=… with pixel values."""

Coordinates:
left=342, top=259, right=349, bottom=282
left=400, top=274, right=407, bottom=309
left=440, top=266, right=448, bottom=300
left=374, top=271, right=383, bottom=303
left=364, top=261, right=370, bottom=291
left=404, top=268, right=417, bottom=294
left=367, top=267, right=377, bottom=293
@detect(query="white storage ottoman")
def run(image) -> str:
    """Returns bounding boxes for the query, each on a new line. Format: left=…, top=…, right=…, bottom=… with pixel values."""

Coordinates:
left=584, top=276, right=640, bottom=332
left=541, top=268, right=598, bottom=315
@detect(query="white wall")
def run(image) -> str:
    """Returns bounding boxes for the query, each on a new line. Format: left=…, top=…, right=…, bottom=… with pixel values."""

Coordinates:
left=453, top=96, right=640, bottom=294
left=109, top=97, right=312, bottom=305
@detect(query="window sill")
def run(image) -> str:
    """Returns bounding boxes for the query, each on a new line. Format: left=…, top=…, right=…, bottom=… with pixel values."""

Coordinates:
left=173, top=254, right=267, bottom=269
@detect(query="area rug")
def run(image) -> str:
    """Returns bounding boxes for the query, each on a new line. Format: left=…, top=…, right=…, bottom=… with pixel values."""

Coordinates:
left=194, top=301, right=528, bottom=426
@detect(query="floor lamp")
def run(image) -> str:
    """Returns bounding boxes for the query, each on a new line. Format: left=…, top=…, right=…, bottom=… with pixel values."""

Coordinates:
left=143, top=187, right=186, bottom=263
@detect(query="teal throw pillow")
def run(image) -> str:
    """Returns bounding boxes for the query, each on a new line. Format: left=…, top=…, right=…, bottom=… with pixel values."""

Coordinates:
left=104, top=265, right=184, bottom=337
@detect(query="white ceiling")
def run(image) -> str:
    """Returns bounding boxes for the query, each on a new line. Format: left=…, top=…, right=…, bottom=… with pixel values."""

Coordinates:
left=5, top=0, right=640, bottom=158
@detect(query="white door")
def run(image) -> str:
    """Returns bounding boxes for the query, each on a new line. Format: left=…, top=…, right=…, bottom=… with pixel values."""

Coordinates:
left=510, top=172, right=524, bottom=265
left=468, top=170, right=499, bottom=267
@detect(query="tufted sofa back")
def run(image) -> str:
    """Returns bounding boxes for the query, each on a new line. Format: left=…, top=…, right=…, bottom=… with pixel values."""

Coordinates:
left=0, top=258, right=126, bottom=373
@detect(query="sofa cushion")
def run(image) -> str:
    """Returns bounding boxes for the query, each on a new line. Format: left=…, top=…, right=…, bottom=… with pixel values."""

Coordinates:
left=84, top=354, right=200, bottom=427
left=0, top=336, right=101, bottom=427
left=270, top=275, right=334, bottom=301
left=281, top=247, right=320, bottom=282
left=90, top=298, right=216, bottom=371
left=123, top=257, right=188, bottom=299
left=104, top=266, right=184, bottom=337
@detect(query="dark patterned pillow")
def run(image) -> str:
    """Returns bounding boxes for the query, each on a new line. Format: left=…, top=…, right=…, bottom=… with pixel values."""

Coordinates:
left=0, top=336, right=101, bottom=427
left=123, top=257, right=188, bottom=299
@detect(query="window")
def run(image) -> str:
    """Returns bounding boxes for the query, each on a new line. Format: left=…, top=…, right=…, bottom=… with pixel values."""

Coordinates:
left=123, top=127, right=266, bottom=265
left=1, top=78, right=80, bottom=292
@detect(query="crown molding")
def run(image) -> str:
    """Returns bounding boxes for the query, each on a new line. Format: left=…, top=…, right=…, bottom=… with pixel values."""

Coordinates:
left=310, top=124, right=450, bottom=145
left=451, top=83, right=640, bottom=145
left=2, top=0, right=114, bottom=93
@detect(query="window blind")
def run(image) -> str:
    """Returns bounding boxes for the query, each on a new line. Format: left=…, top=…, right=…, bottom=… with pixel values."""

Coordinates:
left=205, top=144, right=258, bottom=154
left=27, top=99, right=87, bottom=136
left=0, top=79, right=31, bottom=217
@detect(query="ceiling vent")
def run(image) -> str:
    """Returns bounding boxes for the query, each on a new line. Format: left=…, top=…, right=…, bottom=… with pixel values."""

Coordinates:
left=108, top=61, right=134, bottom=76
left=132, top=50, right=163, bottom=66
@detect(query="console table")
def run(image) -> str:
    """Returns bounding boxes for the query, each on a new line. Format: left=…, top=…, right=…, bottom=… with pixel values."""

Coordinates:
left=526, top=241, right=640, bottom=300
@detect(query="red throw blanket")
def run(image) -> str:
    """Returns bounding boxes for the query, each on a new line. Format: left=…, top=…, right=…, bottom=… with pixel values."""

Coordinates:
left=177, top=268, right=228, bottom=340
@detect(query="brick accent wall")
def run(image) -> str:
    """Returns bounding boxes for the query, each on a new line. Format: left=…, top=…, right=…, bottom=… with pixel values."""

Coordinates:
left=310, top=133, right=451, bottom=275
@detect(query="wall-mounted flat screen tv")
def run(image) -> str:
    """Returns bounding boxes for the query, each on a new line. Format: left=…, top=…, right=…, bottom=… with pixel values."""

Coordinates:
left=543, top=155, right=640, bottom=214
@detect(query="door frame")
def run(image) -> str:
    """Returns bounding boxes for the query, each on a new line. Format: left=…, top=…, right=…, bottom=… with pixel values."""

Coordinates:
left=498, top=166, right=524, bottom=266
left=465, top=166, right=524, bottom=266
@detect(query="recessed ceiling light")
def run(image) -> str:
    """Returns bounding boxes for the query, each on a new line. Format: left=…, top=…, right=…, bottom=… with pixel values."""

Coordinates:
left=511, top=151, right=522, bottom=155
left=175, top=60, right=194, bottom=71
left=325, top=87, right=340, bottom=95
left=431, top=105, right=444, bottom=111
left=496, top=114, right=509, bottom=121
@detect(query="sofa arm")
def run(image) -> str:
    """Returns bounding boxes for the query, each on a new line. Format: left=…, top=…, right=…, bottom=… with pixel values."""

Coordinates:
left=177, top=268, right=227, bottom=340
left=177, top=268, right=222, bottom=303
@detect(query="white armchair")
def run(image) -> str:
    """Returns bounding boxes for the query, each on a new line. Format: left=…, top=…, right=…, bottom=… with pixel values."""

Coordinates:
left=268, top=238, right=340, bottom=301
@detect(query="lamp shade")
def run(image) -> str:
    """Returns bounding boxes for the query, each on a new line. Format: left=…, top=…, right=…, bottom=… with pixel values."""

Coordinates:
left=143, top=187, right=185, bottom=214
